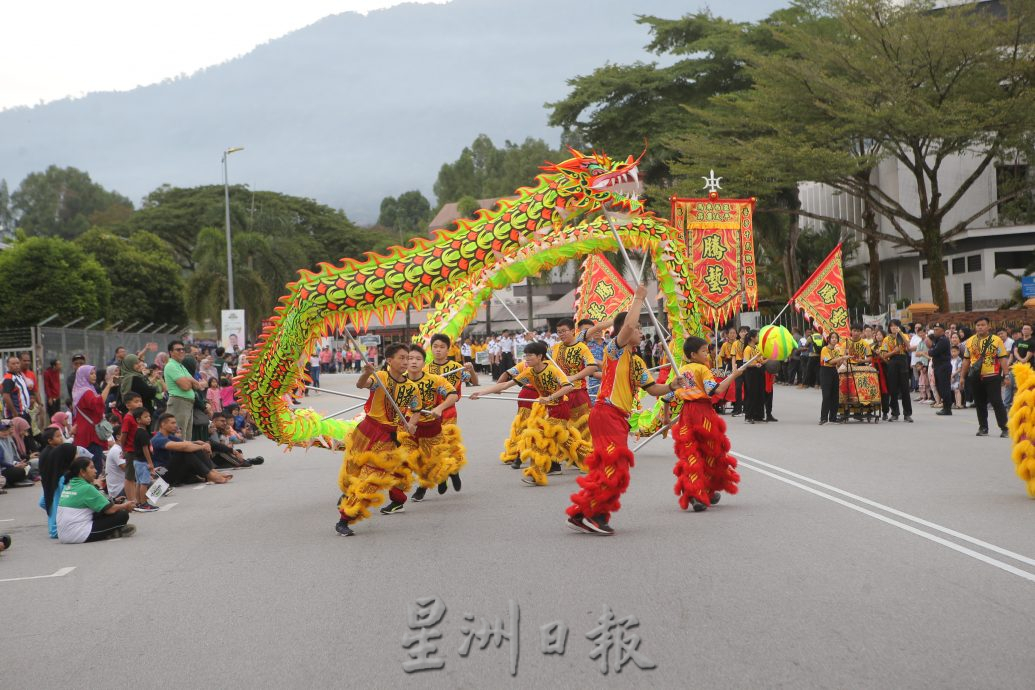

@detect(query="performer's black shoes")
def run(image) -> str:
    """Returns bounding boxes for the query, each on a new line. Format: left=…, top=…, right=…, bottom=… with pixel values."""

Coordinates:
left=904, top=416, right=914, bottom=423
left=584, top=515, right=615, bottom=535
left=1001, top=429, right=1010, bottom=438
left=511, top=459, right=523, bottom=469
left=976, top=428, right=989, bottom=436
left=380, top=501, right=406, bottom=515
left=335, top=519, right=354, bottom=537
left=690, top=498, right=708, bottom=513
left=566, top=513, right=594, bottom=534
left=710, top=492, right=721, bottom=505
left=936, top=410, right=952, bottom=416
left=766, top=416, right=778, bottom=422
left=450, top=473, right=461, bottom=492
left=437, top=482, right=448, bottom=495
left=411, top=487, right=427, bottom=502
left=547, top=462, right=563, bottom=476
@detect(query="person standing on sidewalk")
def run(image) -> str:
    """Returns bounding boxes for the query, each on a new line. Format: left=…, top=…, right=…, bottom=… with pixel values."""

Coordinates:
left=930, top=324, right=953, bottom=417
left=960, top=317, right=1010, bottom=437
left=880, top=319, right=914, bottom=423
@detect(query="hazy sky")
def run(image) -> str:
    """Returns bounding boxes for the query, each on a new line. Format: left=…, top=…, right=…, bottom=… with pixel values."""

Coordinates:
left=1, top=1, right=791, bottom=112
left=0, top=1, right=449, bottom=110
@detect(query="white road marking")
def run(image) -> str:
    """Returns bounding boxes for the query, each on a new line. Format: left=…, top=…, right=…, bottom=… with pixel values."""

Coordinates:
left=193, top=485, right=207, bottom=490
left=0, top=566, right=76, bottom=583
left=734, top=453, right=1035, bottom=569
left=158, top=502, right=178, bottom=512
left=737, top=459, right=1035, bottom=584
left=0, top=518, right=14, bottom=522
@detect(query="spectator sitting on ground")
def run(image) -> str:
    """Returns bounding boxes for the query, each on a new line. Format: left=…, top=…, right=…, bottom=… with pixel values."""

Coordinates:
left=150, top=413, right=232, bottom=485
left=57, top=456, right=136, bottom=543
left=0, top=419, right=35, bottom=486
left=225, top=404, right=257, bottom=440
left=38, top=427, right=77, bottom=538
left=104, top=416, right=126, bottom=500
left=49, top=411, right=72, bottom=437
left=207, top=413, right=263, bottom=468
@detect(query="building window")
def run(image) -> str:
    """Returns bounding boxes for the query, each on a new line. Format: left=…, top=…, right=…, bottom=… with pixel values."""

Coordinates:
left=997, top=164, right=1035, bottom=223
left=963, top=283, right=973, bottom=312
left=921, top=260, right=949, bottom=279
left=952, top=257, right=965, bottom=274
left=967, top=255, right=981, bottom=272
left=995, top=250, right=1035, bottom=271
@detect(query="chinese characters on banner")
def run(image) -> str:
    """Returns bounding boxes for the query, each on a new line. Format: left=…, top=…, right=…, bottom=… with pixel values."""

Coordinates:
left=574, top=254, right=634, bottom=324
left=670, top=193, right=758, bottom=326
left=402, top=597, right=655, bottom=676
left=791, top=243, right=850, bottom=339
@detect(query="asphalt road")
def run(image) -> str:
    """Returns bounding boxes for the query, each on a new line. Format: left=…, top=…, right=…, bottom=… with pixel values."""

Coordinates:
left=2, top=374, right=1033, bottom=689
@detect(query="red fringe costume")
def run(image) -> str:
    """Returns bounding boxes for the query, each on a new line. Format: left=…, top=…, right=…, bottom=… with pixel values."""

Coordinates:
left=672, top=400, right=740, bottom=509
left=566, top=401, right=633, bottom=522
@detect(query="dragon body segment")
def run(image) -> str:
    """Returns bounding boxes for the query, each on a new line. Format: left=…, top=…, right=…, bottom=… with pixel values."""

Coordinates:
left=236, top=149, right=703, bottom=447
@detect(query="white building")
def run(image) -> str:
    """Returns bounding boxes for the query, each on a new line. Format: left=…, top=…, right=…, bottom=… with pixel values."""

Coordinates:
left=799, top=150, right=1035, bottom=311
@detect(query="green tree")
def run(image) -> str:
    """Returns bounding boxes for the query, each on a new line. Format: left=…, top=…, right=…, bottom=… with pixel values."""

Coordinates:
left=0, top=236, right=111, bottom=325
left=10, top=166, right=133, bottom=239
left=689, top=0, right=1035, bottom=310
left=185, top=227, right=307, bottom=335
left=75, top=228, right=188, bottom=327
left=456, top=195, right=480, bottom=218
left=432, top=135, right=564, bottom=206
left=377, top=190, right=432, bottom=235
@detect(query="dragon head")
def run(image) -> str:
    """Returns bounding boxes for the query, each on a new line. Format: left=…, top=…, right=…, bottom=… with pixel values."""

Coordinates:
left=542, top=146, right=646, bottom=215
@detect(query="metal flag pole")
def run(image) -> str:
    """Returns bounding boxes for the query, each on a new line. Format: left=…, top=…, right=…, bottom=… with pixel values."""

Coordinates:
left=632, top=420, right=676, bottom=452
left=341, top=329, right=413, bottom=425
left=325, top=401, right=366, bottom=419
left=601, top=208, right=680, bottom=372
left=492, top=292, right=562, bottom=368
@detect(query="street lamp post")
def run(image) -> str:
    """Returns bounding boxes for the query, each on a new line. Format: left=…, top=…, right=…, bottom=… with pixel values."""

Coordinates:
left=222, top=146, right=245, bottom=309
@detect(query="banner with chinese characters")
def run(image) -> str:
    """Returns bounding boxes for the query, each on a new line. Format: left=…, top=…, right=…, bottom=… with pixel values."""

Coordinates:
left=792, top=243, right=850, bottom=339
left=671, top=194, right=757, bottom=325
left=574, top=254, right=634, bottom=323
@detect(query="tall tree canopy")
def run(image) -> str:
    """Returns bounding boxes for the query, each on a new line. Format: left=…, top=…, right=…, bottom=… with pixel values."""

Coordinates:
left=432, top=135, right=564, bottom=206
left=11, top=166, right=133, bottom=239
left=378, top=190, right=433, bottom=237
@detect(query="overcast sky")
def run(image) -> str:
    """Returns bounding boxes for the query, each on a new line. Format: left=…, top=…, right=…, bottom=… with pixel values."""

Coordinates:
left=0, top=1, right=449, bottom=110
left=1, top=0, right=789, bottom=112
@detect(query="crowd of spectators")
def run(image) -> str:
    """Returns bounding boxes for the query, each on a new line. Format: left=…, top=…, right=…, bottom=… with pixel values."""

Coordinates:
left=1, top=340, right=265, bottom=549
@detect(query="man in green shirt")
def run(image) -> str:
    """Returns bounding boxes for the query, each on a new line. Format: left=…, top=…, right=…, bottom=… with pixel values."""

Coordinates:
left=164, top=340, right=201, bottom=440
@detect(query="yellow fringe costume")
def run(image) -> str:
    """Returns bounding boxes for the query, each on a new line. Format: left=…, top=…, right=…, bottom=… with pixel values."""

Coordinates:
left=516, top=401, right=588, bottom=485
left=1008, top=363, right=1035, bottom=498
left=400, top=372, right=463, bottom=488
left=500, top=385, right=537, bottom=464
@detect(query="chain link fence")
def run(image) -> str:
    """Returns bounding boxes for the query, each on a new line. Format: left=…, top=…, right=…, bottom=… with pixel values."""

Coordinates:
left=38, top=327, right=183, bottom=371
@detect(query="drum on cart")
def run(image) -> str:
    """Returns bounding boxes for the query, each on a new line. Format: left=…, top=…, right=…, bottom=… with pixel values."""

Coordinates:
left=838, top=364, right=881, bottom=422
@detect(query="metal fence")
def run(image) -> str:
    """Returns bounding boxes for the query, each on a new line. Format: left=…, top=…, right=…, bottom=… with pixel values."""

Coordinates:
left=38, top=326, right=183, bottom=371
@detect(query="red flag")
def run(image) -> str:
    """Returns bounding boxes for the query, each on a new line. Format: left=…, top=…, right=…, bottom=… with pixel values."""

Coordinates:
left=574, top=254, right=634, bottom=323
left=671, top=195, right=757, bottom=324
left=792, top=244, right=850, bottom=339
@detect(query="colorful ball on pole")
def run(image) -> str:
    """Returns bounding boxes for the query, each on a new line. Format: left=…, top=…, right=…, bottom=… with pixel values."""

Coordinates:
left=759, top=325, right=796, bottom=361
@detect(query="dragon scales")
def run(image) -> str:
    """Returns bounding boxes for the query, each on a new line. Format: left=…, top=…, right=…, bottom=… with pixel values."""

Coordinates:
left=235, top=149, right=703, bottom=447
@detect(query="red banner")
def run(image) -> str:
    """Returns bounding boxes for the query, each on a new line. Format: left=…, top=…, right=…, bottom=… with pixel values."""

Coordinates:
left=574, top=254, right=634, bottom=323
left=792, top=243, right=850, bottom=339
left=671, top=194, right=757, bottom=325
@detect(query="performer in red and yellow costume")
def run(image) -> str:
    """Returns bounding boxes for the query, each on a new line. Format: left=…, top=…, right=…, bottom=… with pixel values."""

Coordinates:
left=398, top=344, right=462, bottom=506
left=552, top=317, right=599, bottom=469
left=424, top=334, right=479, bottom=493
left=496, top=362, right=539, bottom=468
left=335, top=343, right=420, bottom=537
left=565, top=285, right=685, bottom=535
left=671, top=336, right=746, bottom=512
left=472, top=340, right=579, bottom=486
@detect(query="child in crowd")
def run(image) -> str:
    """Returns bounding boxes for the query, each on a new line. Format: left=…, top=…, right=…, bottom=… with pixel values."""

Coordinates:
left=104, top=416, right=126, bottom=500
left=118, top=392, right=143, bottom=506
left=219, top=378, right=236, bottom=411
left=130, top=407, right=159, bottom=513
left=206, top=378, right=222, bottom=413
left=950, top=345, right=963, bottom=409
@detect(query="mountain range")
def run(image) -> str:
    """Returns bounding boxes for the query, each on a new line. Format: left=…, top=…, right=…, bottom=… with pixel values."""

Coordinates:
left=0, top=0, right=786, bottom=223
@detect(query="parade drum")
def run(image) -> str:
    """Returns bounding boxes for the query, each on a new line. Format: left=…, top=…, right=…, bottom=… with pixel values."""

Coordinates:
left=839, top=365, right=880, bottom=406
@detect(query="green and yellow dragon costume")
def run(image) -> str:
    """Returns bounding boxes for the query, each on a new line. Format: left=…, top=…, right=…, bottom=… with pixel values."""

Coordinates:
left=235, top=148, right=702, bottom=447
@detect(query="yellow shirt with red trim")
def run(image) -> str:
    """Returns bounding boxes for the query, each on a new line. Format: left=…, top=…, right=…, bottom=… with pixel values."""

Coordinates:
left=820, top=344, right=844, bottom=368
left=845, top=338, right=872, bottom=363
left=963, top=335, right=1008, bottom=377
left=550, top=341, right=596, bottom=391
left=365, top=370, right=419, bottom=427
left=596, top=339, right=656, bottom=414
left=879, top=333, right=910, bottom=356
left=513, top=360, right=571, bottom=405
left=743, top=344, right=765, bottom=365
left=731, top=339, right=745, bottom=363
left=718, top=341, right=734, bottom=367
left=675, top=362, right=718, bottom=402
left=447, top=344, right=463, bottom=364
left=426, top=360, right=470, bottom=395
left=408, top=372, right=456, bottom=420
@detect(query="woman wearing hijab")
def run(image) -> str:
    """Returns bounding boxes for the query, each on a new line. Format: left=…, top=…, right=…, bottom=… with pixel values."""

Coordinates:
left=182, top=355, right=210, bottom=442
left=72, top=365, right=116, bottom=472
left=119, top=354, right=158, bottom=416
left=49, top=411, right=73, bottom=437
left=199, top=356, right=219, bottom=384
left=9, top=416, right=37, bottom=459
left=103, top=364, right=121, bottom=410
left=0, top=420, right=34, bottom=486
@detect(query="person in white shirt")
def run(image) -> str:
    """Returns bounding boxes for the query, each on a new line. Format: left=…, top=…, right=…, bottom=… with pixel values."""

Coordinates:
left=499, top=332, right=516, bottom=371
left=105, top=440, right=126, bottom=499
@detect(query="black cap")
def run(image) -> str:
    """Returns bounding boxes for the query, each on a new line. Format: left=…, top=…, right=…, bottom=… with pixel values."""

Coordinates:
left=71, top=353, right=86, bottom=361
left=931, top=323, right=945, bottom=329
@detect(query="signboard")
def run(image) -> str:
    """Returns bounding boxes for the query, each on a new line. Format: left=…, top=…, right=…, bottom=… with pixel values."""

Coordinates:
left=358, top=335, right=382, bottom=348
left=1022, top=276, right=1035, bottom=299
left=220, top=310, right=246, bottom=352
left=475, top=351, right=489, bottom=366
